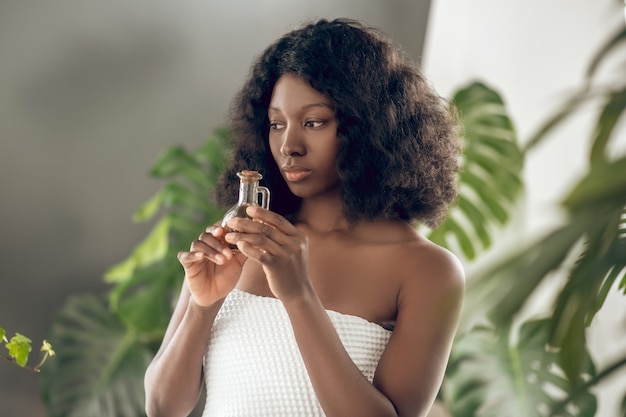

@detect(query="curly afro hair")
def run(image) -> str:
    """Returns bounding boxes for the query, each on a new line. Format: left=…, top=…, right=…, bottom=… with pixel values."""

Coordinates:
left=214, top=18, right=460, bottom=228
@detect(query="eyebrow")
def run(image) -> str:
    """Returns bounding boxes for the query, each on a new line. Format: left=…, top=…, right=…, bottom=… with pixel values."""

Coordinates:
left=268, top=102, right=335, bottom=112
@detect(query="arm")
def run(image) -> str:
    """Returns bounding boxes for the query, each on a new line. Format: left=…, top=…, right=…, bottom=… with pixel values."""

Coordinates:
left=144, top=282, right=221, bottom=417
left=374, top=246, right=465, bottom=416
left=144, top=226, right=244, bottom=417
left=226, top=208, right=464, bottom=417
left=283, top=291, right=399, bottom=416
left=283, top=246, right=464, bottom=417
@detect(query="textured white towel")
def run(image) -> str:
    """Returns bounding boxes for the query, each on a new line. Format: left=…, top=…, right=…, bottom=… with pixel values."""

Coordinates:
left=202, top=288, right=392, bottom=416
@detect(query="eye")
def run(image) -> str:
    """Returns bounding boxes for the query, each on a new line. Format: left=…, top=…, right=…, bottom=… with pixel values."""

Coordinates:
left=269, top=121, right=285, bottom=131
left=304, top=120, right=325, bottom=128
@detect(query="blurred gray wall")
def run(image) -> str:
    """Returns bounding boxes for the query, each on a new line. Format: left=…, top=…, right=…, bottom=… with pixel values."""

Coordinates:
left=0, top=1, right=431, bottom=416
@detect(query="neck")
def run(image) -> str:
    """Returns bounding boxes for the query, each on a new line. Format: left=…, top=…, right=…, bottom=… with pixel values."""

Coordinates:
left=295, top=194, right=351, bottom=234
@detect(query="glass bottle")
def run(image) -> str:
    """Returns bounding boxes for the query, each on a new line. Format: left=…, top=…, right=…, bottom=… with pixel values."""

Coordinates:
left=220, top=170, right=270, bottom=252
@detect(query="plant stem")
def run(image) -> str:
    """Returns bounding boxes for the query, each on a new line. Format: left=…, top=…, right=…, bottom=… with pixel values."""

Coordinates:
left=0, top=351, right=41, bottom=373
left=33, top=351, right=51, bottom=372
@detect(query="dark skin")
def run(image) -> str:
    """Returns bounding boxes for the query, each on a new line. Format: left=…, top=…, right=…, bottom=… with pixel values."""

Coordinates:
left=144, top=75, right=465, bottom=417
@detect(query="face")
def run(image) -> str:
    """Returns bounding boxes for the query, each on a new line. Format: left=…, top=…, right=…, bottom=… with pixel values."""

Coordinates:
left=268, top=74, right=341, bottom=199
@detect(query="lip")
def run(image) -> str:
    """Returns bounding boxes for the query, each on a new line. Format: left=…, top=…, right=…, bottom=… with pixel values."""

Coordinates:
left=281, top=165, right=312, bottom=182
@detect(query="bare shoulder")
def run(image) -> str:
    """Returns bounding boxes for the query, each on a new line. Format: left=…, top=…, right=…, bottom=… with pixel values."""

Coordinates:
left=394, top=229, right=465, bottom=307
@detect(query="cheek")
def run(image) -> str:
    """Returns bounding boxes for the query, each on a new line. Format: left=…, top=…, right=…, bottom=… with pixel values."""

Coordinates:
left=321, top=139, right=340, bottom=166
left=269, top=137, right=281, bottom=162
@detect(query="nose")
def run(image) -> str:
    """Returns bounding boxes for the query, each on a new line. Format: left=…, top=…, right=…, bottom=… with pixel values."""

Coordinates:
left=280, top=125, right=306, bottom=157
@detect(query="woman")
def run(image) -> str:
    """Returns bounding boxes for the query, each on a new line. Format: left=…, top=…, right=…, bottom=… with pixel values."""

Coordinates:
left=145, top=18, right=464, bottom=417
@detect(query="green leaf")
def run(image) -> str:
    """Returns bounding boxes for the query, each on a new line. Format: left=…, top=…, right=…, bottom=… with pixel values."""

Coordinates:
left=467, top=223, right=586, bottom=324
left=589, top=87, right=626, bottom=165
left=150, top=145, right=210, bottom=190
left=524, top=90, right=590, bottom=153
left=0, top=327, right=6, bottom=343
left=43, top=128, right=231, bottom=416
left=586, top=25, right=626, bottom=80
left=133, top=183, right=213, bottom=223
left=442, top=319, right=596, bottom=417
left=593, top=264, right=625, bottom=320
left=111, top=258, right=182, bottom=333
left=132, top=189, right=164, bottom=223
left=194, top=128, right=231, bottom=177
left=40, top=294, right=152, bottom=417
left=468, top=180, right=625, bottom=381
left=105, top=129, right=230, bottom=308
left=430, top=81, right=523, bottom=260
left=104, top=216, right=172, bottom=283
left=456, top=195, right=491, bottom=249
left=564, top=156, right=626, bottom=211
left=446, top=217, right=476, bottom=259
left=459, top=170, right=510, bottom=224
left=6, top=333, right=32, bottom=367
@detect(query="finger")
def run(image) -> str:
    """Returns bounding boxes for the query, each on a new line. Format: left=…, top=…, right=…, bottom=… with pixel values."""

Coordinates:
left=225, top=218, right=290, bottom=249
left=177, top=250, right=205, bottom=267
left=245, top=206, right=297, bottom=235
left=225, top=217, right=276, bottom=237
left=261, top=223, right=274, bottom=238
left=224, top=230, right=283, bottom=255
left=234, top=240, right=275, bottom=264
left=205, top=224, right=226, bottom=238
left=189, top=239, right=228, bottom=264
left=197, top=230, right=233, bottom=259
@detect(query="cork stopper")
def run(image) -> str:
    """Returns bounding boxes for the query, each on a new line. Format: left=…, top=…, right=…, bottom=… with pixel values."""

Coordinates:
left=237, top=170, right=263, bottom=183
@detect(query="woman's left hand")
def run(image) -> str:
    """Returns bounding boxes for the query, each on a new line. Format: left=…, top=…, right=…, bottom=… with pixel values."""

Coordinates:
left=224, top=206, right=312, bottom=302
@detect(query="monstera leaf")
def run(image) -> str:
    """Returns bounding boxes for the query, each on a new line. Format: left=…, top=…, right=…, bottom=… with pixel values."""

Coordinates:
left=105, top=127, right=230, bottom=286
left=443, top=319, right=597, bottom=417
left=428, top=82, right=524, bottom=260
left=41, top=128, right=232, bottom=417
left=41, top=295, right=152, bottom=417
left=467, top=25, right=626, bottom=383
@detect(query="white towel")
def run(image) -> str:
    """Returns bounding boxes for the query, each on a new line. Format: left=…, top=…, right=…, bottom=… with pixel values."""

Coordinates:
left=202, top=288, right=392, bottom=416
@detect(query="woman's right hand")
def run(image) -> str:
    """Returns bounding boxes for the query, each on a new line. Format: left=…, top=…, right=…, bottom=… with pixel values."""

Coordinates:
left=177, top=225, right=246, bottom=308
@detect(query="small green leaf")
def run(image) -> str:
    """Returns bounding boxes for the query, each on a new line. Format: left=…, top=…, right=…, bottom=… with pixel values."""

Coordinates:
left=0, top=327, right=6, bottom=343
left=6, top=333, right=32, bottom=367
left=41, top=340, right=55, bottom=357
